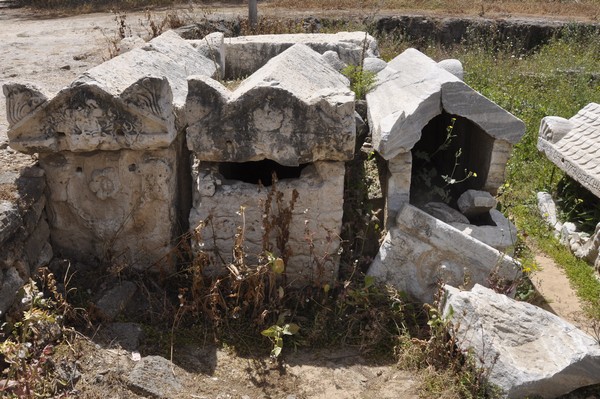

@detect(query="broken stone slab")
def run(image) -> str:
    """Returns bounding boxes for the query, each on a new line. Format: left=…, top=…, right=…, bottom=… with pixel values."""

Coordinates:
left=537, top=191, right=561, bottom=231
left=224, top=32, right=378, bottom=79
left=321, top=50, right=346, bottom=72
left=189, top=32, right=225, bottom=79
left=457, top=189, right=497, bottom=218
left=443, top=284, right=600, bottom=399
left=367, top=48, right=525, bottom=160
left=450, top=210, right=518, bottom=253
left=127, top=356, right=183, bottom=398
left=5, top=31, right=216, bottom=154
left=538, top=103, right=600, bottom=199
left=422, top=201, right=470, bottom=224
left=94, top=281, right=137, bottom=322
left=186, top=43, right=355, bottom=166
left=118, top=36, right=146, bottom=55
left=367, top=203, right=520, bottom=304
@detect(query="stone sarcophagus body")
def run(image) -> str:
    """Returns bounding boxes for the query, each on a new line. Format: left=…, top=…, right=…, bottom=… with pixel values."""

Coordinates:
left=4, top=31, right=217, bottom=270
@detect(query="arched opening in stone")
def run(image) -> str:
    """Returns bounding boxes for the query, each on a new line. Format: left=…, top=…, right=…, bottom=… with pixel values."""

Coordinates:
left=410, top=112, right=493, bottom=207
left=219, top=159, right=309, bottom=186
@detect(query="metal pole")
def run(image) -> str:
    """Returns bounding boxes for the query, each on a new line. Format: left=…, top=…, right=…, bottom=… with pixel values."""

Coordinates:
left=249, top=0, right=258, bottom=28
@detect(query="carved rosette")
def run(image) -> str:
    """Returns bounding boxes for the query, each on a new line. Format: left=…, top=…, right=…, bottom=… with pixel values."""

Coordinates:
left=89, top=168, right=120, bottom=200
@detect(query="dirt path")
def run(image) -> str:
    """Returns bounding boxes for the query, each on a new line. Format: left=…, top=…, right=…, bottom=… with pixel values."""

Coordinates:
left=531, top=254, right=594, bottom=333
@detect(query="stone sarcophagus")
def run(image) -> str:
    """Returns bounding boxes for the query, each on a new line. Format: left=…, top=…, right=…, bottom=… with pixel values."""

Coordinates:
left=367, top=48, right=525, bottom=227
left=4, top=31, right=217, bottom=269
left=186, top=43, right=355, bottom=283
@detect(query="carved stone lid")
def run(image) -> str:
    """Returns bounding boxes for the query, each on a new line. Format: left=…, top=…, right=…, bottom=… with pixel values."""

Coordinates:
left=538, top=103, right=600, bottom=198
left=3, top=31, right=216, bottom=154
left=367, top=48, right=525, bottom=160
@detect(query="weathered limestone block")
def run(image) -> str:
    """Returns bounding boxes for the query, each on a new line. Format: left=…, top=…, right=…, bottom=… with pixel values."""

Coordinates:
left=537, top=191, right=561, bottom=230
left=189, top=160, right=345, bottom=284
left=363, top=57, right=387, bottom=74
left=189, top=32, right=225, bottom=79
left=40, top=149, right=178, bottom=268
left=449, top=208, right=517, bottom=253
left=422, top=202, right=470, bottom=224
left=443, top=284, right=600, bottom=399
left=457, top=189, right=497, bottom=217
left=538, top=103, right=600, bottom=198
left=0, top=268, right=24, bottom=317
left=95, top=281, right=138, bottom=321
left=186, top=43, right=355, bottom=167
left=5, top=31, right=216, bottom=154
left=321, top=50, right=346, bottom=72
left=0, top=201, right=21, bottom=244
left=368, top=204, right=520, bottom=303
left=224, top=32, right=378, bottom=79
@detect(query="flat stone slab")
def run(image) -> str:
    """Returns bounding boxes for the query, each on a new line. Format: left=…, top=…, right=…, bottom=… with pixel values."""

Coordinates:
left=443, top=284, right=600, bottom=398
left=538, top=102, right=600, bottom=198
left=186, top=43, right=355, bottom=166
left=224, top=31, right=378, bottom=78
left=368, top=203, right=520, bottom=303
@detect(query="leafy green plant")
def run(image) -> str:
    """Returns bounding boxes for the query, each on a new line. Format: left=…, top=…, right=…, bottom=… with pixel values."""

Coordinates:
left=261, top=312, right=300, bottom=358
left=342, top=65, right=376, bottom=100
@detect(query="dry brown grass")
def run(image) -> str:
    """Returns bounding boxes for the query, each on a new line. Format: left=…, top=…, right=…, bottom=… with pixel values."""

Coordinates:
left=263, top=0, right=600, bottom=20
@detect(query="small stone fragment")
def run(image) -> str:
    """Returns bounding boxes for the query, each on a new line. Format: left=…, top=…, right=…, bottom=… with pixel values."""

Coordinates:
left=362, top=57, right=387, bottom=74
left=95, top=281, right=137, bottom=322
left=457, top=189, right=497, bottom=218
left=437, top=58, right=463, bottom=80
left=127, top=356, right=183, bottom=398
